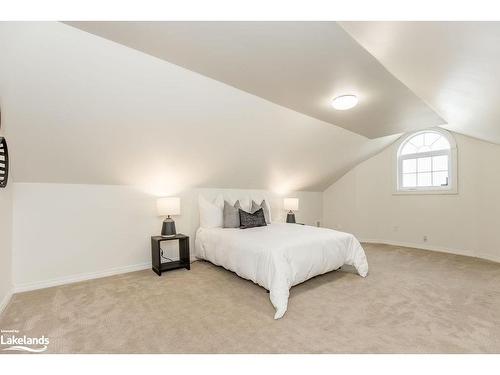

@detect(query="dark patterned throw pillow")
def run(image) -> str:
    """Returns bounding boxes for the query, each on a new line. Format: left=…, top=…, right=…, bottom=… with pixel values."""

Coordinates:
left=239, top=208, right=267, bottom=229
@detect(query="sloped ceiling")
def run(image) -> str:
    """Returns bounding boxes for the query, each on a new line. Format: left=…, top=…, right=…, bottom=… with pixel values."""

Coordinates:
left=340, top=21, right=500, bottom=145
left=0, top=22, right=398, bottom=193
left=65, top=21, right=445, bottom=139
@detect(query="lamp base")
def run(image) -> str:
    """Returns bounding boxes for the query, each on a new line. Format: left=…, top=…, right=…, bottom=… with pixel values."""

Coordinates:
left=286, top=212, right=296, bottom=223
left=161, top=217, right=177, bottom=237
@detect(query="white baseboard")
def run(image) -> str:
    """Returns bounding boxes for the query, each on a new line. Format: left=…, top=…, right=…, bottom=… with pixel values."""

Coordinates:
left=13, top=262, right=151, bottom=293
left=477, top=252, right=500, bottom=264
left=0, top=289, right=13, bottom=316
left=361, top=238, right=500, bottom=263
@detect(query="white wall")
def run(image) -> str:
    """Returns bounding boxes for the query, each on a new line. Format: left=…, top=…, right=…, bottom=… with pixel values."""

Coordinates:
left=323, top=132, right=500, bottom=262
left=0, top=132, right=13, bottom=314
left=12, top=183, right=322, bottom=291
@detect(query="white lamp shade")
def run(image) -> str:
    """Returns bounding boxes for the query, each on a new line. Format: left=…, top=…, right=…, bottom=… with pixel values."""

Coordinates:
left=157, top=197, right=181, bottom=216
left=284, top=198, right=299, bottom=211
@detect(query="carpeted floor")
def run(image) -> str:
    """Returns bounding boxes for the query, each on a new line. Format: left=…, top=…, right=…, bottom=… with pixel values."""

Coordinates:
left=1, top=243, right=500, bottom=353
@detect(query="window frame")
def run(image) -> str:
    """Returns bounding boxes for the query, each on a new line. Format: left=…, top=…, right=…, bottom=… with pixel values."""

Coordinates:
left=394, top=129, right=458, bottom=195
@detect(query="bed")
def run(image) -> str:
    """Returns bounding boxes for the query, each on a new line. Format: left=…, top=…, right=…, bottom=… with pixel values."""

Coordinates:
left=195, top=222, right=369, bottom=319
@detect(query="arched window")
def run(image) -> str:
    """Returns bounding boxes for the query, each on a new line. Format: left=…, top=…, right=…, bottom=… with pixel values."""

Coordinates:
left=396, top=129, right=457, bottom=193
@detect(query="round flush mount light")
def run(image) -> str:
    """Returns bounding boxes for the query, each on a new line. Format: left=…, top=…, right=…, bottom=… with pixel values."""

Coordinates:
left=332, top=95, right=358, bottom=110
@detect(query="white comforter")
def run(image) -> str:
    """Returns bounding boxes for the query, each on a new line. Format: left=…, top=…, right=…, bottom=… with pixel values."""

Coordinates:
left=195, top=223, right=368, bottom=319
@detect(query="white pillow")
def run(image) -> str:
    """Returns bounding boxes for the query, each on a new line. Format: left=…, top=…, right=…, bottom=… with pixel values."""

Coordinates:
left=198, top=194, right=224, bottom=228
left=238, top=196, right=251, bottom=212
left=263, top=199, right=272, bottom=223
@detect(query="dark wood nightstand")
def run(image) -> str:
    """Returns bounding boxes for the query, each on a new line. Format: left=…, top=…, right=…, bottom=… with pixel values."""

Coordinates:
left=151, top=234, right=190, bottom=276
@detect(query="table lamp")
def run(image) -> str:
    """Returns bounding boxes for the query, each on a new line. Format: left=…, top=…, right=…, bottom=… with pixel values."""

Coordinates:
left=157, top=197, right=180, bottom=237
left=284, top=198, right=299, bottom=223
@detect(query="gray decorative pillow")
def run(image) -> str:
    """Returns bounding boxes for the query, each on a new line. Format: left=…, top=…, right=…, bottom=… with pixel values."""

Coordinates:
left=251, top=200, right=271, bottom=224
left=223, top=200, right=242, bottom=228
left=239, top=208, right=267, bottom=229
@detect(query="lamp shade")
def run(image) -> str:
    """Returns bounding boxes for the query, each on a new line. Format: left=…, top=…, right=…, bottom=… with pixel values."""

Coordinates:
left=284, top=198, right=299, bottom=211
left=157, top=197, right=181, bottom=216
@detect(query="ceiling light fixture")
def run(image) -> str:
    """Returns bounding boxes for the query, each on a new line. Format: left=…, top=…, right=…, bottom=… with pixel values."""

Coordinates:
left=332, top=95, right=358, bottom=110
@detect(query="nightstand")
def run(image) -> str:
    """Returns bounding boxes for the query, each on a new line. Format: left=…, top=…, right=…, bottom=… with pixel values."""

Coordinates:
left=151, top=234, right=190, bottom=276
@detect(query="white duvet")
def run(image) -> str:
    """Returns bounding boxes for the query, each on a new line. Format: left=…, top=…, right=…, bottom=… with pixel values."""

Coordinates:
left=195, top=223, right=369, bottom=319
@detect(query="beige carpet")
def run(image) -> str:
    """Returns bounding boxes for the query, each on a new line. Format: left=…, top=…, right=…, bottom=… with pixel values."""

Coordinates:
left=1, top=243, right=500, bottom=353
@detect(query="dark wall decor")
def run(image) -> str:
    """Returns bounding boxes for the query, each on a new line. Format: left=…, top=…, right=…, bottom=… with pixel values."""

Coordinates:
left=0, top=107, right=9, bottom=188
left=0, top=136, right=8, bottom=188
